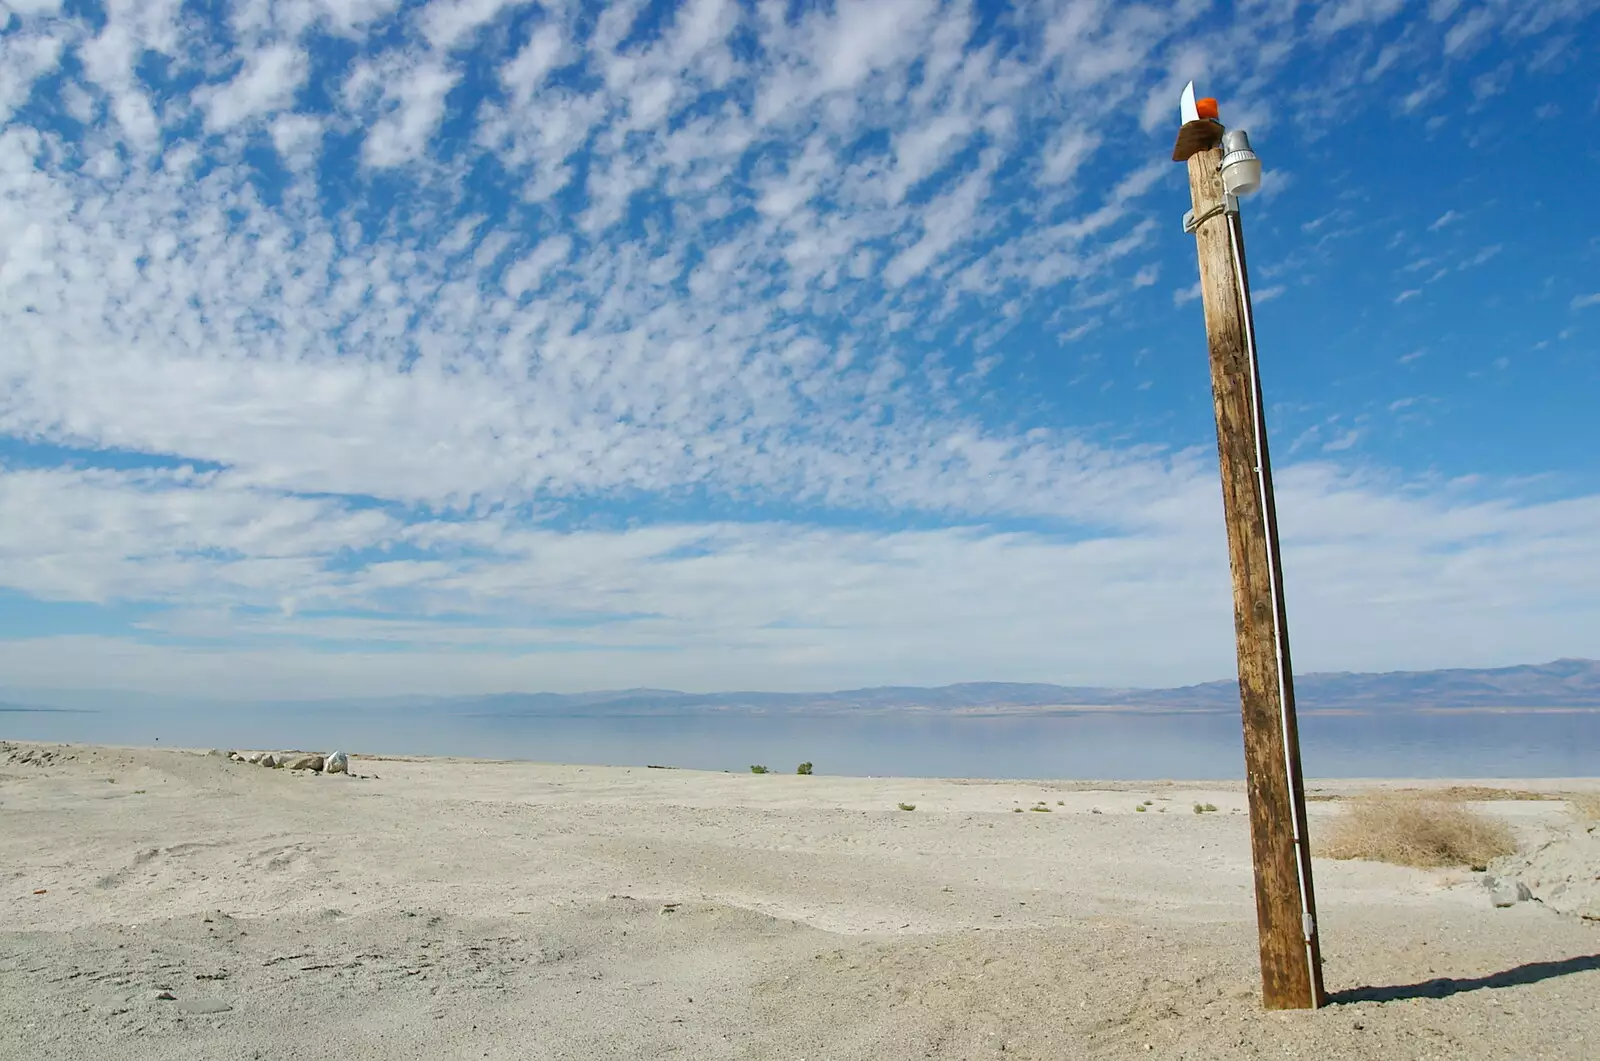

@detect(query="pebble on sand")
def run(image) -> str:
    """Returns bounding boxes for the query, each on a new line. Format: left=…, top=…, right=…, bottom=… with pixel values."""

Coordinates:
left=178, top=998, right=233, bottom=1015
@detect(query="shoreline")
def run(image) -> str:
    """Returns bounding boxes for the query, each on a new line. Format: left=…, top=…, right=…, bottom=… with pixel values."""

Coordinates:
left=7, top=736, right=1600, bottom=789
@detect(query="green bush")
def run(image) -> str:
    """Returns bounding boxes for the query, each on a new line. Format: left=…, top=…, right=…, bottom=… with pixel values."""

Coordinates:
left=897, top=802, right=916, bottom=811
left=750, top=765, right=769, bottom=774
left=1135, top=805, right=1147, bottom=812
left=797, top=762, right=813, bottom=775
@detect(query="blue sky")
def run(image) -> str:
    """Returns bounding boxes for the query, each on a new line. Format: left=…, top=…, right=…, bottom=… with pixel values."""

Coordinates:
left=0, top=0, right=1596, bottom=700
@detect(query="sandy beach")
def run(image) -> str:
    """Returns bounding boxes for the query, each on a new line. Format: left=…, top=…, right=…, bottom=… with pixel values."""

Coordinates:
left=2, top=740, right=1597, bottom=1060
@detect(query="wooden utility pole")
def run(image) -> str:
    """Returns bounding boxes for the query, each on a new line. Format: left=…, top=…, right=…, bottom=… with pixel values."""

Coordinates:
left=1180, top=134, right=1325, bottom=1010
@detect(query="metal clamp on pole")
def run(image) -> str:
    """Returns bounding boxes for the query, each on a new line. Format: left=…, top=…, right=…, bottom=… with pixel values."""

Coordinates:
left=1182, top=203, right=1225, bottom=234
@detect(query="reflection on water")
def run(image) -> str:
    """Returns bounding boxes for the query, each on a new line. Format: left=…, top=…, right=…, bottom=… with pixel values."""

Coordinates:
left=5, top=704, right=1597, bottom=779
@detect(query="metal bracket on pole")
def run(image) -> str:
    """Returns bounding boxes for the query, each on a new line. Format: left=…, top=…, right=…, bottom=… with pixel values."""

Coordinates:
left=1183, top=194, right=1243, bottom=234
left=1185, top=194, right=1242, bottom=234
left=1182, top=203, right=1225, bottom=234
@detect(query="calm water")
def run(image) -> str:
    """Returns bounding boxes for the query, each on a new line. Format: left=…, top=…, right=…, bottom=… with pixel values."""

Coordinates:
left=5, top=706, right=1597, bottom=779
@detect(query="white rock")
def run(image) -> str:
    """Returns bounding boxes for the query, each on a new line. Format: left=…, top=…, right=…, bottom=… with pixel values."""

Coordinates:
left=324, top=751, right=349, bottom=775
left=246, top=752, right=265, bottom=764
left=258, top=753, right=278, bottom=768
left=286, top=754, right=324, bottom=772
left=1487, top=876, right=1532, bottom=908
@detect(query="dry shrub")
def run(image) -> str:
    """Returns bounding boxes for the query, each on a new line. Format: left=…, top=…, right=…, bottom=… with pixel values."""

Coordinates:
left=1569, top=792, right=1600, bottom=822
left=1414, top=785, right=1556, bottom=802
left=1317, top=794, right=1516, bottom=868
left=1312, top=786, right=1555, bottom=803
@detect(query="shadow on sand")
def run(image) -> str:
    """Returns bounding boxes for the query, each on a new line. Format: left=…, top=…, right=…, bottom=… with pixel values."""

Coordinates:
left=1331, top=954, right=1600, bottom=1004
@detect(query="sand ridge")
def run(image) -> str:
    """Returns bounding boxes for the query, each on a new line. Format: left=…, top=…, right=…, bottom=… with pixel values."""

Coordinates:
left=2, top=741, right=1597, bottom=1059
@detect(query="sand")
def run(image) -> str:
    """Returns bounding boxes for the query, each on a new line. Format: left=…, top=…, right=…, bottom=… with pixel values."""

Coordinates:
left=2, top=740, right=1597, bottom=1060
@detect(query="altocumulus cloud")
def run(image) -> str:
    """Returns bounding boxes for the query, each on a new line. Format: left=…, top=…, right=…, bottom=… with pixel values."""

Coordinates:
left=0, top=0, right=1597, bottom=698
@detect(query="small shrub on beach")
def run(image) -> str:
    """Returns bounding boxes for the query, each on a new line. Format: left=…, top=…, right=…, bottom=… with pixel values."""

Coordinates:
left=897, top=802, right=916, bottom=811
left=1318, top=794, right=1517, bottom=868
left=1194, top=803, right=1219, bottom=814
left=749, top=765, right=769, bottom=774
left=1569, top=793, right=1600, bottom=822
left=1012, top=807, right=1023, bottom=813
left=1135, top=805, right=1147, bottom=812
left=796, top=762, right=813, bottom=775
left=1029, top=804, right=1051, bottom=812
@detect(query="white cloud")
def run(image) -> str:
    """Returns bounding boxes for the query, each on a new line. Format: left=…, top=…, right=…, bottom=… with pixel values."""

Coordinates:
left=1321, top=429, right=1361, bottom=453
left=359, top=56, right=462, bottom=167
left=418, top=0, right=527, bottom=52
left=499, top=21, right=566, bottom=102
left=200, top=43, right=309, bottom=131
left=1312, top=0, right=1406, bottom=37
left=3, top=0, right=69, bottom=14
left=1443, top=7, right=1495, bottom=56
left=1400, top=77, right=1445, bottom=114
left=811, top=0, right=938, bottom=94
left=1471, top=61, right=1513, bottom=102
left=1572, top=293, right=1600, bottom=310
left=270, top=112, right=325, bottom=169
left=1428, top=209, right=1462, bottom=231
left=1458, top=244, right=1501, bottom=270
left=0, top=30, right=65, bottom=124
left=883, top=157, right=996, bottom=287
left=1036, top=128, right=1102, bottom=187
left=885, top=112, right=977, bottom=204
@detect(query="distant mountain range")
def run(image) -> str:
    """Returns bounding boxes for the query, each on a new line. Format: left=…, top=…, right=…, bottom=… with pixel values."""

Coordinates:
left=3, top=659, right=1596, bottom=717
left=431, top=658, right=1600, bottom=717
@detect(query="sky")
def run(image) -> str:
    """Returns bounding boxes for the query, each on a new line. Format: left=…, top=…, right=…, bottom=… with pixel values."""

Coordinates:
left=0, top=0, right=1597, bottom=701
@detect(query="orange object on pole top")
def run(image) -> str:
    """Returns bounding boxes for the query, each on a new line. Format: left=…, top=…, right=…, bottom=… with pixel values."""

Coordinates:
left=1197, top=97, right=1219, bottom=120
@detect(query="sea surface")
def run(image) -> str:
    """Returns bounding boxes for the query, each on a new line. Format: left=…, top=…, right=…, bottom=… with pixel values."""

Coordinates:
left=5, top=704, right=1598, bottom=779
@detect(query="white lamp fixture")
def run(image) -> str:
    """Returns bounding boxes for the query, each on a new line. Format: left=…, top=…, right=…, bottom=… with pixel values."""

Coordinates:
left=1220, top=129, right=1263, bottom=197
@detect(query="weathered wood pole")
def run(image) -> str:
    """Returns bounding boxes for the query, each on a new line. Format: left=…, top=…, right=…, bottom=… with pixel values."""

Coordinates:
left=1183, top=143, right=1326, bottom=1010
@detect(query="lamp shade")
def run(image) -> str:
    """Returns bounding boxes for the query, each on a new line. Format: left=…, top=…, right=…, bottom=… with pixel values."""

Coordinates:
left=1220, top=130, right=1262, bottom=196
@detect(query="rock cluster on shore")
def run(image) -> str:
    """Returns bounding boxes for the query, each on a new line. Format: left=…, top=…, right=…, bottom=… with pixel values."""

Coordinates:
left=226, top=749, right=351, bottom=776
